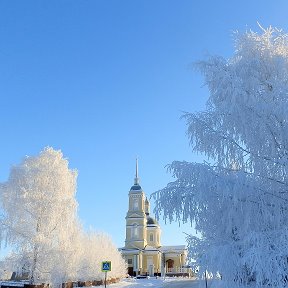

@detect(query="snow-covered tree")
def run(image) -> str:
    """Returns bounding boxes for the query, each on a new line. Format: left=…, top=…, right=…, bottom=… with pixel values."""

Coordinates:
left=0, top=147, right=79, bottom=285
left=49, top=221, right=83, bottom=286
left=153, top=26, right=288, bottom=287
left=76, top=230, right=127, bottom=282
left=0, top=148, right=127, bottom=286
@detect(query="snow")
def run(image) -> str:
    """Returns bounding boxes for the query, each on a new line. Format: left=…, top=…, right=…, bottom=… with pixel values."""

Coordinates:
left=153, top=26, right=288, bottom=287
left=96, top=277, right=203, bottom=288
left=0, top=148, right=127, bottom=285
left=0, top=278, right=205, bottom=288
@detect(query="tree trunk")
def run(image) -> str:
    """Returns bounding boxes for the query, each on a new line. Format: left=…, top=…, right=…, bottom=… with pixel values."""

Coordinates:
left=30, top=219, right=40, bottom=284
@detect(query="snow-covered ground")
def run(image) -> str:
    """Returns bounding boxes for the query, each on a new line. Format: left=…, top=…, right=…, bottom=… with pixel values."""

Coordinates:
left=96, top=277, right=209, bottom=288
left=0, top=277, right=214, bottom=288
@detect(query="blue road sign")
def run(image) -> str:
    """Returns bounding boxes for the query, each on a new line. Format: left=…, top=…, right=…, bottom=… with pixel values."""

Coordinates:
left=101, top=261, right=111, bottom=272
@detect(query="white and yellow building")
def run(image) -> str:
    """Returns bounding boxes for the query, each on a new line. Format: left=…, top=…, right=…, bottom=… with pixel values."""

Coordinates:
left=120, top=161, right=190, bottom=277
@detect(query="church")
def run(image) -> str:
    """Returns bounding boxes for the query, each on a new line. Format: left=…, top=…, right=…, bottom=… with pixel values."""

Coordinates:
left=120, top=161, right=191, bottom=277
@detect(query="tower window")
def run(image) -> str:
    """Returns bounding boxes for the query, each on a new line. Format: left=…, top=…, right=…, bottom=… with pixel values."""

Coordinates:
left=127, top=259, right=132, bottom=265
left=133, top=199, right=139, bottom=210
left=132, top=223, right=139, bottom=238
left=149, top=233, right=154, bottom=242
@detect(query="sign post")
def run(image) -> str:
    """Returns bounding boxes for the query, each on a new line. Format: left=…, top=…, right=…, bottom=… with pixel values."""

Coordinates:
left=101, top=261, right=111, bottom=288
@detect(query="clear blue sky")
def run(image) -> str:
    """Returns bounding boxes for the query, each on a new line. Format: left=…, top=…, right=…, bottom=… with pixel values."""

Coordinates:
left=0, top=0, right=288, bottom=249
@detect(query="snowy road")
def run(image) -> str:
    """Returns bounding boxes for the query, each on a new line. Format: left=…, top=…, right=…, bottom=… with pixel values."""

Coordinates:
left=97, top=277, right=210, bottom=288
left=162, top=279, right=203, bottom=287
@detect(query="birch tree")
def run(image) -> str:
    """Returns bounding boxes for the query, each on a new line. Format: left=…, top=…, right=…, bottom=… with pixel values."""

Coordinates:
left=0, top=147, right=78, bottom=284
left=76, top=231, right=127, bottom=282
left=153, top=26, right=288, bottom=287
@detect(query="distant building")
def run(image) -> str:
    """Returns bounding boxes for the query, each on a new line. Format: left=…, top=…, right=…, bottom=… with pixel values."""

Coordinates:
left=120, top=160, right=191, bottom=277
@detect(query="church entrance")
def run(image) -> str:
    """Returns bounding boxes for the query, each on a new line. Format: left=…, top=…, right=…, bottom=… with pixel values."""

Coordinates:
left=127, top=267, right=134, bottom=276
left=166, top=259, right=174, bottom=272
left=147, top=257, right=154, bottom=276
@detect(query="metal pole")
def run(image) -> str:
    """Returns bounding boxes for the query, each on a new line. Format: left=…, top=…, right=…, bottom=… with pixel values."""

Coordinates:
left=205, top=270, right=208, bottom=288
left=105, top=271, right=107, bottom=288
left=162, top=252, right=166, bottom=279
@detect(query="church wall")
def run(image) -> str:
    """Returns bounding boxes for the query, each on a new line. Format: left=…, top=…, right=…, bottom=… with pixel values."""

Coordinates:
left=128, top=193, right=145, bottom=212
left=125, top=214, right=147, bottom=249
left=146, top=226, right=161, bottom=247
left=126, top=218, right=145, bottom=226
left=123, top=253, right=142, bottom=275
left=142, top=254, right=161, bottom=276
left=126, top=240, right=145, bottom=249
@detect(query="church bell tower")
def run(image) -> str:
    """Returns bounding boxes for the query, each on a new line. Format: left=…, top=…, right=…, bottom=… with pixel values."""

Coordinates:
left=125, top=159, right=147, bottom=249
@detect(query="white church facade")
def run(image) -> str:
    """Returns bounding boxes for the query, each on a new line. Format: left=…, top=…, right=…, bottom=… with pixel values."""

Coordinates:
left=120, top=161, right=191, bottom=277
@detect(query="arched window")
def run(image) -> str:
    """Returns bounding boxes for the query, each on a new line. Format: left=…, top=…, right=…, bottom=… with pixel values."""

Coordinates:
left=133, top=199, right=139, bottom=210
left=149, top=233, right=154, bottom=242
left=132, top=223, right=138, bottom=238
left=166, top=259, right=174, bottom=269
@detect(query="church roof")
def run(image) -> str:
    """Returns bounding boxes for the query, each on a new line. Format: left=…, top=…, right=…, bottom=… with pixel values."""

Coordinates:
left=130, top=184, right=142, bottom=191
left=144, top=245, right=159, bottom=251
left=147, top=215, right=158, bottom=225
left=160, top=245, right=187, bottom=252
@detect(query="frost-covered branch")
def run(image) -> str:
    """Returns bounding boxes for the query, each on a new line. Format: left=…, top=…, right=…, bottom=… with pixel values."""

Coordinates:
left=153, top=26, right=288, bottom=287
left=0, top=148, right=127, bottom=286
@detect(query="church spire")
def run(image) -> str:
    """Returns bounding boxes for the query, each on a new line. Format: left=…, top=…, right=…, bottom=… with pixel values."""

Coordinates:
left=134, top=158, right=140, bottom=185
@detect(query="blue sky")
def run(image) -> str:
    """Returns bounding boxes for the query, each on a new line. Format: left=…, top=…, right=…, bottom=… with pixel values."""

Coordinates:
left=1, top=1, right=288, bottom=249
